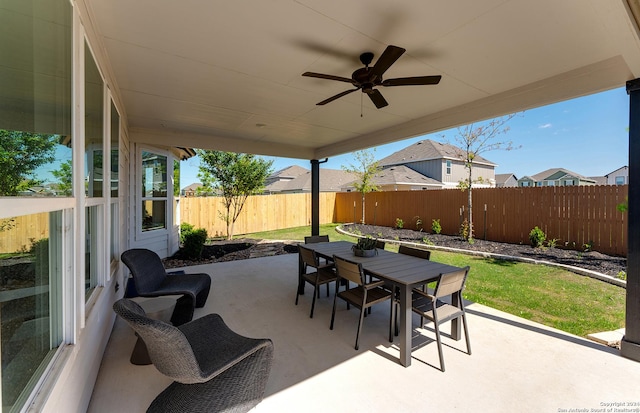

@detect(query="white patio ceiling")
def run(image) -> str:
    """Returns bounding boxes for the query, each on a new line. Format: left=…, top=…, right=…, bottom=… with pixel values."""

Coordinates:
left=85, top=0, right=640, bottom=160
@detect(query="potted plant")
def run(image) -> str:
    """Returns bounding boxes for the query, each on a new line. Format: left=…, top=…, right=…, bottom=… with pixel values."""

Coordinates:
left=352, top=236, right=378, bottom=257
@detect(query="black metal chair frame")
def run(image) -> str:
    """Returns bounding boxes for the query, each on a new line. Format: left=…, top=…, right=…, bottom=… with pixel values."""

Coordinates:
left=296, top=244, right=337, bottom=318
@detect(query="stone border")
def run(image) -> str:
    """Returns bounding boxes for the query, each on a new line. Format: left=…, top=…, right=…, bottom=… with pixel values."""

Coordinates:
left=335, top=225, right=627, bottom=288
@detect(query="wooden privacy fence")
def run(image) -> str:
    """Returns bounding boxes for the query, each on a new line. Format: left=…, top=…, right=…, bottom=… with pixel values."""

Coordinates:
left=180, top=192, right=337, bottom=238
left=335, top=186, right=628, bottom=256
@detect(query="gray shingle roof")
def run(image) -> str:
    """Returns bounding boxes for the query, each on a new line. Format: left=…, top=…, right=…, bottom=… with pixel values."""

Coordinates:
left=378, top=139, right=496, bottom=167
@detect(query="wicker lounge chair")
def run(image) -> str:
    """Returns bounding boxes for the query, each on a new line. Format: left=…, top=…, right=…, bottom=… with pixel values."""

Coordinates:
left=121, top=248, right=211, bottom=326
left=113, top=298, right=274, bottom=412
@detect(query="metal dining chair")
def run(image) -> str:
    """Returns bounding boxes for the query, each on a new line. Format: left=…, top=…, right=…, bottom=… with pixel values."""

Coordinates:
left=296, top=244, right=337, bottom=318
left=330, top=255, right=394, bottom=350
left=410, top=266, right=472, bottom=371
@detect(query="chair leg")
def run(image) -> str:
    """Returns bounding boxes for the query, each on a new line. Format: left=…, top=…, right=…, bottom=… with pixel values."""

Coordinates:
left=310, top=285, right=319, bottom=318
left=330, top=290, right=338, bottom=330
left=355, top=305, right=366, bottom=350
left=433, top=318, right=445, bottom=372
left=388, top=298, right=394, bottom=343
left=462, top=313, right=472, bottom=355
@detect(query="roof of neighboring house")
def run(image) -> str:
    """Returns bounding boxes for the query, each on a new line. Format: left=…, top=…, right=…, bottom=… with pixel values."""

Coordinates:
left=605, top=165, right=628, bottom=177
left=495, top=173, right=517, bottom=184
left=357, top=165, right=442, bottom=188
left=181, top=183, right=203, bottom=192
left=589, top=176, right=607, bottom=185
left=378, top=139, right=496, bottom=167
left=271, top=168, right=357, bottom=192
left=528, top=168, right=595, bottom=183
left=267, top=165, right=308, bottom=181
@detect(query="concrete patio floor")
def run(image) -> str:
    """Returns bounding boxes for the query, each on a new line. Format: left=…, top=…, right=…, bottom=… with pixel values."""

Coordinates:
left=89, top=254, right=640, bottom=413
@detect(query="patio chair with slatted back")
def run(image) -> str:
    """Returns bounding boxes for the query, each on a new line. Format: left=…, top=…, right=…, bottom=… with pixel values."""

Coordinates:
left=305, top=234, right=331, bottom=265
left=411, top=266, right=471, bottom=372
left=113, top=298, right=273, bottom=412
left=398, top=244, right=431, bottom=260
left=330, top=255, right=393, bottom=350
left=296, top=244, right=337, bottom=318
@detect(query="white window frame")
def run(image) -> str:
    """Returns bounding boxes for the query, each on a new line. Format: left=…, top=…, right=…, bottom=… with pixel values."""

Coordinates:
left=136, top=145, right=172, bottom=240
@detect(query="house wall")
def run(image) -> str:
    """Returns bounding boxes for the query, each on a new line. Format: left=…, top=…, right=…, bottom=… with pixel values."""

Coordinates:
left=0, top=2, right=181, bottom=412
left=607, top=166, right=629, bottom=185
left=404, top=159, right=495, bottom=188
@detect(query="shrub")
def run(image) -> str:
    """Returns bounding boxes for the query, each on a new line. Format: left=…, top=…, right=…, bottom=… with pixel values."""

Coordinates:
left=395, top=218, right=404, bottom=229
left=617, top=271, right=627, bottom=281
left=182, top=228, right=208, bottom=259
left=529, top=226, right=546, bottom=248
left=413, top=216, right=423, bottom=231
left=431, top=219, right=442, bottom=234
left=546, top=238, right=559, bottom=249
left=180, top=222, right=195, bottom=244
left=459, top=219, right=470, bottom=240
left=422, top=236, right=434, bottom=246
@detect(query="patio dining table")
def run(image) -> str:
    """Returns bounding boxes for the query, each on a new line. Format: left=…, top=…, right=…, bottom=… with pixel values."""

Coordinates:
left=299, top=240, right=465, bottom=367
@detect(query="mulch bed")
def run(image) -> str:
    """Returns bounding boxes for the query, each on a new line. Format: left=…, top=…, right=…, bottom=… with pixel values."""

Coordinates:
left=163, top=225, right=626, bottom=277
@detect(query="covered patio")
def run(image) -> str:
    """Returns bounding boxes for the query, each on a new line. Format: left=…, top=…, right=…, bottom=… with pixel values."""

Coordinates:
left=89, top=254, right=640, bottom=412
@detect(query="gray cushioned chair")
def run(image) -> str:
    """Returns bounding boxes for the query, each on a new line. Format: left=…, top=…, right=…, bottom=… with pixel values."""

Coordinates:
left=121, top=248, right=211, bottom=326
left=113, top=298, right=274, bottom=413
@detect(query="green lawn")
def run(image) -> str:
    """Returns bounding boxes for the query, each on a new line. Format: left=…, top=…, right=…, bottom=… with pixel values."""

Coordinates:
left=241, top=224, right=626, bottom=338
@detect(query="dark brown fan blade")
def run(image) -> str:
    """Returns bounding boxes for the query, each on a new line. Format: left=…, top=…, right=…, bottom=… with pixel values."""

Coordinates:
left=370, top=45, right=406, bottom=80
left=367, top=89, right=388, bottom=109
left=316, top=88, right=359, bottom=105
left=302, top=72, right=355, bottom=84
left=382, top=75, right=442, bottom=86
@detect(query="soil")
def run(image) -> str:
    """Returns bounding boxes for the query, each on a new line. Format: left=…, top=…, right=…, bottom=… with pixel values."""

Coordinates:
left=344, top=224, right=627, bottom=277
left=162, top=224, right=627, bottom=277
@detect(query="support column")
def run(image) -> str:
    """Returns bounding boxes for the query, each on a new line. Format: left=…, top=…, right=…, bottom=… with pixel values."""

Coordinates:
left=622, top=78, right=640, bottom=361
left=310, top=158, right=328, bottom=236
left=310, top=160, right=320, bottom=236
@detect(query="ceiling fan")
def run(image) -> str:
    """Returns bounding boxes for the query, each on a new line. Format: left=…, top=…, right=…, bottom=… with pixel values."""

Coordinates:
left=302, top=45, right=441, bottom=109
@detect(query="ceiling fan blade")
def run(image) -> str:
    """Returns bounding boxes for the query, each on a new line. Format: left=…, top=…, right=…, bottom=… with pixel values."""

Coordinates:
left=370, top=45, right=406, bottom=80
left=367, top=89, right=388, bottom=109
left=316, top=88, right=359, bottom=105
left=302, top=72, right=354, bottom=84
left=382, top=75, right=442, bottom=86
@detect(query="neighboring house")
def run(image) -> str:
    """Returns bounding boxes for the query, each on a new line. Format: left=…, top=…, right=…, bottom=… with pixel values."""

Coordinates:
left=495, top=173, right=518, bottom=188
left=342, top=165, right=443, bottom=191
left=264, top=165, right=309, bottom=193
left=181, top=183, right=203, bottom=197
left=266, top=168, right=356, bottom=193
left=377, top=139, right=497, bottom=189
left=605, top=166, right=629, bottom=185
left=518, top=168, right=597, bottom=187
left=589, top=176, right=608, bottom=186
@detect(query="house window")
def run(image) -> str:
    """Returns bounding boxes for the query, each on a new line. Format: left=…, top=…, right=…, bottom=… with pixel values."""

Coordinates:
left=141, top=151, right=168, bottom=231
left=85, top=205, right=101, bottom=301
left=536, top=182, right=542, bottom=187
left=564, top=179, right=574, bottom=186
left=0, top=210, right=65, bottom=410
left=521, top=181, right=530, bottom=187
left=85, top=42, right=104, bottom=198
left=547, top=181, right=555, bottom=186
left=446, top=160, right=452, bottom=175
left=615, top=176, right=625, bottom=185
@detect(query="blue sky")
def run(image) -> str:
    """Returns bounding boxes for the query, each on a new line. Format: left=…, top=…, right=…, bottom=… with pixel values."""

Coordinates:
left=180, top=86, right=629, bottom=188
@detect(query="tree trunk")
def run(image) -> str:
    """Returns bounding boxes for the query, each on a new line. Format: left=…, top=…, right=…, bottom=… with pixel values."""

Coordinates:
left=467, top=168, right=474, bottom=240
left=361, top=194, right=366, bottom=224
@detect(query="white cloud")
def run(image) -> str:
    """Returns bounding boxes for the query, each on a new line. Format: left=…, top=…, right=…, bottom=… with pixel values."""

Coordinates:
left=539, top=123, right=552, bottom=129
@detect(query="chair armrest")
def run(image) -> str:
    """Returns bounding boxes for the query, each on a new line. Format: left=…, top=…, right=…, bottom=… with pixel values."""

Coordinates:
left=412, top=288, right=436, bottom=301
left=364, top=279, right=386, bottom=290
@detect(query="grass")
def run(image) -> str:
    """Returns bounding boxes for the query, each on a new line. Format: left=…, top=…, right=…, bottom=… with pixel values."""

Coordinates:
left=241, top=224, right=626, bottom=338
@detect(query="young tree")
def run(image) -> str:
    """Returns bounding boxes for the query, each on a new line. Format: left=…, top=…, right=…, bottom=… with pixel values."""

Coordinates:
left=197, top=150, right=273, bottom=239
left=0, top=130, right=58, bottom=195
left=342, top=149, right=381, bottom=224
left=449, top=114, right=519, bottom=241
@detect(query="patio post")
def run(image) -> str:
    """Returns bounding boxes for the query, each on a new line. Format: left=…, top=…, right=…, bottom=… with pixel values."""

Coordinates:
left=622, top=78, right=640, bottom=362
left=310, top=159, right=320, bottom=236
left=310, top=158, right=328, bottom=236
